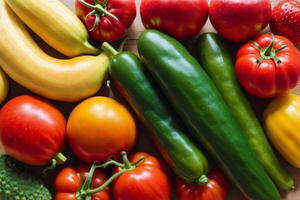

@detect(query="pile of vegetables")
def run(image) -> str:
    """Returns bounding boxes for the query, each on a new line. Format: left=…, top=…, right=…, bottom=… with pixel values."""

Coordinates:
left=0, top=0, right=299, bottom=199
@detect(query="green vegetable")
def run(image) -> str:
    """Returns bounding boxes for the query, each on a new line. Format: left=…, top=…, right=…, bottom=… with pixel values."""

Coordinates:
left=102, top=42, right=209, bottom=183
left=196, top=32, right=294, bottom=190
left=137, top=29, right=280, bottom=200
left=0, top=156, right=52, bottom=200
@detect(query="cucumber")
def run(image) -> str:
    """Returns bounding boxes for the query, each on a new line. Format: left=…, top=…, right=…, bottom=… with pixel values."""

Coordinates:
left=102, top=42, right=209, bottom=183
left=196, top=32, right=294, bottom=190
left=137, top=29, right=280, bottom=200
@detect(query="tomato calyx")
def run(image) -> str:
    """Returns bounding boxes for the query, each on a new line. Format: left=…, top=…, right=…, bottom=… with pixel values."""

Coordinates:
left=76, top=151, right=144, bottom=200
left=79, top=0, right=119, bottom=31
left=251, top=34, right=288, bottom=64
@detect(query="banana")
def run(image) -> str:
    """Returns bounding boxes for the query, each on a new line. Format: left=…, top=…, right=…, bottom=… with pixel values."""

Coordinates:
left=5, top=0, right=100, bottom=57
left=0, top=0, right=109, bottom=103
left=0, top=67, right=8, bottom=104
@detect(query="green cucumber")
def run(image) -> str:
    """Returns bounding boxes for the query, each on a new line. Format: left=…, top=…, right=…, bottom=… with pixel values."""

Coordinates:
left=196, top=32, right=294, bottom=190
left=138, top=29, right=280, bottom=200
left=102, top=42, right=209, bottom=183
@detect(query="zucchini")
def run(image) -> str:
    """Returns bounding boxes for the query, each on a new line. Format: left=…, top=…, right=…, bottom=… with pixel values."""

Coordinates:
left=102, top=42, right=209, bottom=183
left=196, top=32, right=294, bottom=190
left=137, top=29, right=280, bottom=200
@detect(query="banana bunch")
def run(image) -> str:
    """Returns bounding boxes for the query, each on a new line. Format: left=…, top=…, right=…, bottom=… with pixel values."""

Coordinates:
left=0, top=0, right=109, bottom=102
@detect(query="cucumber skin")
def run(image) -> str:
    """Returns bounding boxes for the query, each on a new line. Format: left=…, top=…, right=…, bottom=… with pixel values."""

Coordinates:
left=109, top=52, right=209, bottom=183
left=196, top=32, right=294, bottom=190
left=138, top=29, right=280, bottom=200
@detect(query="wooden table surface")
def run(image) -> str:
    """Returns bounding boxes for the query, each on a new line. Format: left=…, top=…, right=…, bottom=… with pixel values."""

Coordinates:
left=60, top=1, right=300, bottom=199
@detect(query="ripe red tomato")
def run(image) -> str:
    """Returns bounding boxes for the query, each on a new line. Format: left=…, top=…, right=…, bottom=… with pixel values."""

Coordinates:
left=112, top=152, right=171, bottom=200
left=54, top=165, right=111, bottom=200
left=67, top=96, right=136, bottom=163
left=235, top=34, right=300, bottom=98
left=0, top=95, right=66, bottom=166
left=75, top=0, right=136, bottom=42
left=140, top=0, right=208, bottom=40
left=176, top=168, right=228, bottom=200
left=209, top=0, right=272, bottom=43
left=270, top=0, right=300, bottom=46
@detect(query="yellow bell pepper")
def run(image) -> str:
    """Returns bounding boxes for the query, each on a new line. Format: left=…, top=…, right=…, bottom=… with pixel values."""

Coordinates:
left=263, top=93, right=300, bottom=168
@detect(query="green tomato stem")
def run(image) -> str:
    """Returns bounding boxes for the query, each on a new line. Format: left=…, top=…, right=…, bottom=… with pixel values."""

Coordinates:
left=78, top=152, right=145, bottom=197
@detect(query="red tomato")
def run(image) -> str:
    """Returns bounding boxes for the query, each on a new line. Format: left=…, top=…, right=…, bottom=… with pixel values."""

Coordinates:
left=235, top=34, right=300, bottom=98
left=140, top=0, right=208, bottom=40
left=67, top=97, right=136, bottom=163
left=113, top=152, right=171, bottom=200
left=75, top=0, right=136, bottom=42
left=54, top=165, right=111, bottom=200
left=176, top=168, right=228, bottom=200
left=0, top=95, right=66, bottom=166
left=209, top=0, right=272, bottom=43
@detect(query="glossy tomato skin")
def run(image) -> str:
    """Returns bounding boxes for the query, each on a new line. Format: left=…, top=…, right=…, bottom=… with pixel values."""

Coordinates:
left=140, top=0, right=208, bottom=40
left=67, top=97, right=136, bottom=163
left=113, top=152, right=171, bottom=200
left=176, top=168, right=228, bottom=200
left=54, top=165, right=111, bottom=200
left=209, top=0, right=272, bottom=43
left=235, top=34, right=300, bottom=98
left=0, top=95, right=66, bottom=165
left=75, top=0, right=136, bottom=42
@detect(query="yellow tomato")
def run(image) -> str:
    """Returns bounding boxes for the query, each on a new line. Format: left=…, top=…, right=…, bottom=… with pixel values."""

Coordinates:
left=67, top=96, right=136, bottom=163
left=263, top=93, right=300, bottom=168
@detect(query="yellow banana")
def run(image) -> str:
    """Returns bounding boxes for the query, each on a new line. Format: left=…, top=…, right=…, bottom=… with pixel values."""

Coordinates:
left=5, top=0, right=100, bottom=57
left=0, top=67, right=8, bottom=104
left=0, top=0, right=109, bottom=102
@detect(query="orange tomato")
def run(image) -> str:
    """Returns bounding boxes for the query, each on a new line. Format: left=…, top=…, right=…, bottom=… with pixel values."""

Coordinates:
left=67, top=96, right=136, bottom=163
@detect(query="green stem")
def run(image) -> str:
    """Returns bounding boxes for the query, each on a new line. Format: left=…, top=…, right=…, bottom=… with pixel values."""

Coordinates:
left=94, top=4, right=118, bottom=22
left=86, top=168, right=128, bottom=195
left=54, top=152, right=67, bottom=165
left=195, top=175, right=209, bottom=185
left=79, top=0, right=95, bottom=9
left=102, top=42, right=119, bottom=58
left=275, top=45, right=288, bottom=53
left=42, top=152, right=67, bottom=174
left=102, top=0, right=109, bottom=6
left=264, top=34, right=275, bottom=56
left=78, top=152, right=145, bottom=197
left=121, top=151, right=132, bottom=169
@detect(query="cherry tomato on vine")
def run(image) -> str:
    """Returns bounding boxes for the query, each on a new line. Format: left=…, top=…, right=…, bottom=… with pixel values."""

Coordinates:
left=54, top=165, right=111, bottom=200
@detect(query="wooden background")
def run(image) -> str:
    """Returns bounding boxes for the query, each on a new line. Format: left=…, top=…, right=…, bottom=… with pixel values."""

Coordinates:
left=57, top=0, right=300, bottom=199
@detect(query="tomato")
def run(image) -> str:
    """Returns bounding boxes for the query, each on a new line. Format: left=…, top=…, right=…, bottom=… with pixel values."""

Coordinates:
left=176, top=168, right=228, bottom=200
left=75, top=0, right=136, bottom=42
left=54, top=165, right=111, bottom=200
left=209, top=0, right=272, bottom=43
left=67, top=96, right=136, bottom=163
left=140, top=0, right=208, bottom=40
left=0, top=95, right=66, bottom=166
left=235, top=34, right=300, bottom=98
left=112, top=152, right=171, bottom=200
